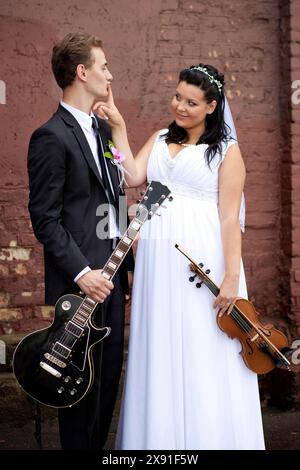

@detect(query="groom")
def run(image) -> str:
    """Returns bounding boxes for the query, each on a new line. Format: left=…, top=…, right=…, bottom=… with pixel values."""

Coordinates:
left=27, top=32, right=133, bottom=449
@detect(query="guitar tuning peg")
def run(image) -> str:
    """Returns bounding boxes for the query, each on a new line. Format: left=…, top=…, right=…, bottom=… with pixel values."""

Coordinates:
left=205, top=269, right=210, bottom=274
left=155, top=212, right=161, bottom=217
left=189, top=274, right=197, bottom=282
left=140, top=191, right=145, bottom=196
left=168, top=196, right=173, bottom=201
left=196, top=281, right=203, bottom=288
left=136, top=199, right=141, bottom=204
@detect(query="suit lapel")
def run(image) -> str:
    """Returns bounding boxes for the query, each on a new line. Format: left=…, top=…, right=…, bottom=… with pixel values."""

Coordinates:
left=56, top=105, right=107, bottom=193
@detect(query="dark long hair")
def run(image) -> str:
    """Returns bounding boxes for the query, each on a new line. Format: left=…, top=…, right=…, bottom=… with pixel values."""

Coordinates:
left=165, top=64, right=231, bottom=165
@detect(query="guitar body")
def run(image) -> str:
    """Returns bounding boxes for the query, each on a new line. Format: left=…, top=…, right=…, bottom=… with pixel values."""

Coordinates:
left=13, top=294, right=110, bottom=408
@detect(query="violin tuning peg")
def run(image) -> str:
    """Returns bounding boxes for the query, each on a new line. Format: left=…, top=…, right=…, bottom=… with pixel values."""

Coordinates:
left=196, top=281, right=203, bottom=288
left=205, top=269, right=210, bottom=274
left=189, top=274, right=197, bottom=282
left=168, top=196, right=173, bottom=201
left=199, top=263, right=204, bottom=268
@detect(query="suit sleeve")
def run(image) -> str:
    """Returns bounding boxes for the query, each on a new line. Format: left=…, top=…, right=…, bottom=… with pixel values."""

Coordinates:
left=28, top=128, right=90, bottom=280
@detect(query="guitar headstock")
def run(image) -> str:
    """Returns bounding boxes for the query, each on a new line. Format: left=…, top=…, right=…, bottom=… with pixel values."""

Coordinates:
left=135, top=181, right=172, bottom=223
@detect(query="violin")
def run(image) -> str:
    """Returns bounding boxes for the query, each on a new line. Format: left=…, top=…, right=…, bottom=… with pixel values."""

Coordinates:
left=175, top=244, right=291, bottom=375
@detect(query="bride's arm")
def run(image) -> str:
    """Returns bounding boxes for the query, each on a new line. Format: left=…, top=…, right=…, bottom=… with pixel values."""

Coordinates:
left=94, top=86, right=159, bottom=187
left=213, top=143, right=246, bottom=316
left=111, top=122, right=160, bottom=187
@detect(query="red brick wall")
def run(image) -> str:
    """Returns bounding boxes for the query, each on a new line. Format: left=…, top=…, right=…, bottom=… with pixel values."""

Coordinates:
left=290, top=0, right=300, bottom=335
left=0, top=0, right=299, bottom=340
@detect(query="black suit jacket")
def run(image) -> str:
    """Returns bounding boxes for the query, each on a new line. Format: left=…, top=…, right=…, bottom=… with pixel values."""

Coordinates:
left=28, top=105, right=133, bottom=305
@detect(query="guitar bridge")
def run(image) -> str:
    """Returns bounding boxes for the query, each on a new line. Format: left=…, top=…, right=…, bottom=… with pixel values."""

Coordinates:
left=40, top=361, right=62, bottom=378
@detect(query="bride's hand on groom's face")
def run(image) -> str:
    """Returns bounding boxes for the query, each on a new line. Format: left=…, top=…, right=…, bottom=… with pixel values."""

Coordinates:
left=93, top=85, right=125, bottom=128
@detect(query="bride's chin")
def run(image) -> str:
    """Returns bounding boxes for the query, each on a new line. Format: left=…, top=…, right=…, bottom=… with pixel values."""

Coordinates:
left=175, top=119, right=187, bottom=128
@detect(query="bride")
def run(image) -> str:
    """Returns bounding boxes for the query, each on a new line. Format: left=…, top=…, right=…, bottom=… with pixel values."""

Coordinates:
left=96, top=64, right=265, bottom=450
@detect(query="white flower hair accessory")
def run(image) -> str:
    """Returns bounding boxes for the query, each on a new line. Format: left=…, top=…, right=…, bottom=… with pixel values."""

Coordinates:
left=190, top=66, right=223, bottom=94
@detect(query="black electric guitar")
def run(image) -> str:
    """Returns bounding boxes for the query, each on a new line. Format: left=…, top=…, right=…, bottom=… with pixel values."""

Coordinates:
left=13, top=181, right=171, bottom=408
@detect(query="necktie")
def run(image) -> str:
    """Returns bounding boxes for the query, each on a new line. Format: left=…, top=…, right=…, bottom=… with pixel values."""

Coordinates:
left=91, top=117, right=116, bottom=207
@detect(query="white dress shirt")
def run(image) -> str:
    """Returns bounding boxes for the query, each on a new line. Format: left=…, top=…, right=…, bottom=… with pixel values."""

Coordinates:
left=60, top=101, right=119, bottom=282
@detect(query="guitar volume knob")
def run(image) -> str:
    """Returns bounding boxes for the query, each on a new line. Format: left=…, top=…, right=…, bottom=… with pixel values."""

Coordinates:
left=62, top=301, right=71, bottom=311
left=76, top=377, right=83, bottom=384
left=69, top=388, right=77, bottom=395
left=57, top=386, right=65, bottom=394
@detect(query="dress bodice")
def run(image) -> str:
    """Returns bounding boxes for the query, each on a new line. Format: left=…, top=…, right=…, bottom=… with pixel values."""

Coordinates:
left=147, top=130, right=235, bottom=199
left=147, top=130, right=245, bottom=230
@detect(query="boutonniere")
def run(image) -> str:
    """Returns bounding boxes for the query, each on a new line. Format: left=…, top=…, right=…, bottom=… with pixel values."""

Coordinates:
left=104, top=140, right=126, bottom=163
left=104, top=140, right=128, bottom=187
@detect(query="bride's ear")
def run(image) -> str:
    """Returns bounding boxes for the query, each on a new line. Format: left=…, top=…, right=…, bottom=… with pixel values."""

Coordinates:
left=206, top=100, right=217, bottom=115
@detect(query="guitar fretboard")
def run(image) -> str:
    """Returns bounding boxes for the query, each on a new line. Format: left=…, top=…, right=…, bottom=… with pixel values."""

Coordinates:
left=102, top=217, right=142, bottom=281
left=72, top=216, right=142, bottom=327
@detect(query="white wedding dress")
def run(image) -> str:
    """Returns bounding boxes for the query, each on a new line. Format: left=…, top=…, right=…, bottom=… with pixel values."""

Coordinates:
left=116, top=131, right=265, bottom=450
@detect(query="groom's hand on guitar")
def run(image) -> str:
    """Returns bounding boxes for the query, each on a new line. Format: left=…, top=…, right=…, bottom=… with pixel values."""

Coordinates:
left=77, top=269, right=114, bottom=303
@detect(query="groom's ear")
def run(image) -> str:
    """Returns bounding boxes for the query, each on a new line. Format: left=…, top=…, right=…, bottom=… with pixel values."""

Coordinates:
left=77, top=64, right=87, bottom=82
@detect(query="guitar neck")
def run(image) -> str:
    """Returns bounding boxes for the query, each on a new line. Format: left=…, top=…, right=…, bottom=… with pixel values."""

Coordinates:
left=102, top=217, right=141, bottom=281
left=76, top=217, right=141, bottom=321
